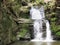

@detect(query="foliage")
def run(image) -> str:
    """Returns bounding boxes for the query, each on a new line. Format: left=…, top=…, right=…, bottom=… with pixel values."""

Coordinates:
left=19, top=24, right=29, bottom=37
left=56, top=32, right=60, bottom=36
left=0, top=0, right=60, bottom=45
left=45, top=0, right=60, bottom=37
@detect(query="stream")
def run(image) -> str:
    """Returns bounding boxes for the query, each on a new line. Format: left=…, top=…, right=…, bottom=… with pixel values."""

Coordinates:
left=11, top=41, right=60, bottom=45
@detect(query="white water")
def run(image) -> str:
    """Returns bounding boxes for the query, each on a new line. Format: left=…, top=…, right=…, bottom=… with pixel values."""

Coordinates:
left=30, top=6, right=53, bottom=42
left=45, top=20, right=53, bottom=41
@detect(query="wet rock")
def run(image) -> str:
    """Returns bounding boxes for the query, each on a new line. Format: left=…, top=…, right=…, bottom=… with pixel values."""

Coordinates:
left=21, top=1, right=28, bottom=6
left=29, top=24, right=34, bottom=39
left=20, top=37, right=31, bottom=41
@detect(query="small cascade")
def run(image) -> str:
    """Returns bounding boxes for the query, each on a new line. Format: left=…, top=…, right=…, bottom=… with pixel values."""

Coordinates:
left=30, top=5, right=53, bottom=42
left=45, top=20, right=53, bottom=41
left=33, top=20, right=43, bottom=40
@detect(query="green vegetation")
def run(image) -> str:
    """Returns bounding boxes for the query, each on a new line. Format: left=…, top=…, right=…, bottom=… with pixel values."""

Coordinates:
left=45, top=1, right=60, bottom=36
left=19, top=24, right=29, bottom=37
left=0, top=0, right=60, bottom=45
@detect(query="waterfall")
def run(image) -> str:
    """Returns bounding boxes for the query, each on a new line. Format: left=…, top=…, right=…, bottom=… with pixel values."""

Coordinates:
left=45, top=20, right=53, bottom=41
left=33, top=20, right=43, bottom=40
left=30, top=6, right=53, bottom=42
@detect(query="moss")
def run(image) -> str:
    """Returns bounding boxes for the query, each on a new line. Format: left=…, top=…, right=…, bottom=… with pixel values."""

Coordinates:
left=19, top=24, right=29, bottom=37
left=50, top=18, right=57, bottom=22
left=51, top=22, right=60, bottom=33
left=56, top=32, right=60, bottom=36
left=19, top=29, right=27, bottom=37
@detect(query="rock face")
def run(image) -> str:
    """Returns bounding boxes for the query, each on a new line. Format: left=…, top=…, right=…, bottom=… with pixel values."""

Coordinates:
left=16, top=18, right=34, bottom=39
left=56, top=0, right=60, bottom=6
left=53, top=35, right=60, bottom=40
left=17, top=18, right=33, bottom=23
left=21, top=1, right=28, bottom=6
left=44, top=0, right=52, bottom=3
left=20, top=37, right=30, bottom=41
left=29, top=24, right=34, bottom=39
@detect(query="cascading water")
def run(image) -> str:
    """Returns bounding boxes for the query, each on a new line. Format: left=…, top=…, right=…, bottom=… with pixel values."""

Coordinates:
left=30, top=5, right=53, bottom=42
left=45, top=20, right=53, bottom=41
left=33, top=20, right=43, bottom=41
